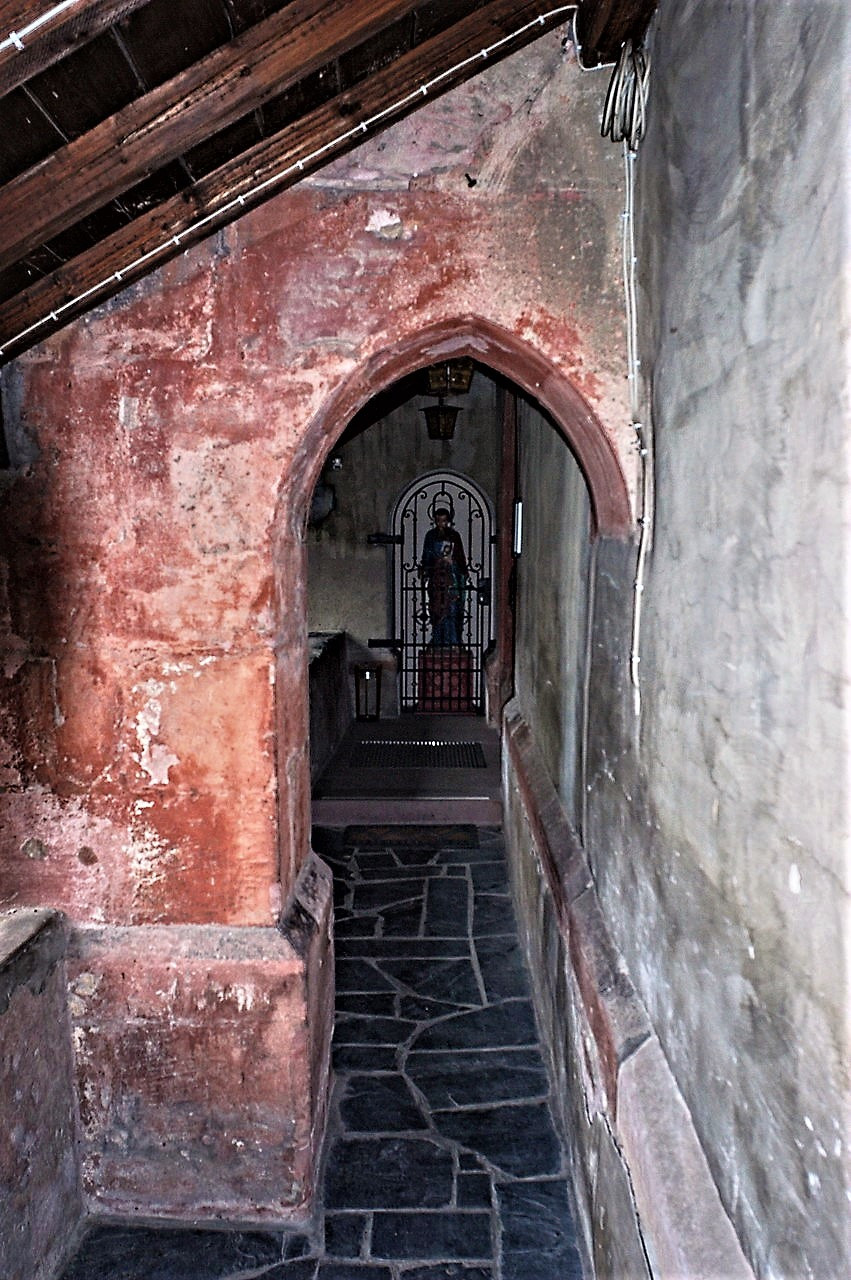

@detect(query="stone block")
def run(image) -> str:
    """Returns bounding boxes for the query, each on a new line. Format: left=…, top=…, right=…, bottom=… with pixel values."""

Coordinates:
left=0, top=909, right=83, bottom=1280
left=65, top=853, right=333, bottom=1224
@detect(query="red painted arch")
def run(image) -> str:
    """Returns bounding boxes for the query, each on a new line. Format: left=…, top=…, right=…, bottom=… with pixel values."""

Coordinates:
left=291, top=315, right=633, bottom=539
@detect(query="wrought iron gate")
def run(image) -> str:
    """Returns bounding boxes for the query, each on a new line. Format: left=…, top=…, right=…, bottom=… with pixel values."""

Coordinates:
left=392, top=472, right=494, bottom=713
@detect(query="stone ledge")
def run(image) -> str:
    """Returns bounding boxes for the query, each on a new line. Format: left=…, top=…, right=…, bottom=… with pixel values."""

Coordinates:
left=504, top=701, right=650, bottom=1113
left=618, top=1037, right=754, bottom=1280
left=502, top=701, right=757, bottom=1279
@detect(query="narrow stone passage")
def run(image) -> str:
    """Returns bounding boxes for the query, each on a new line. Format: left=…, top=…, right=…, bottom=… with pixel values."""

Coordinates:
left=62, top=825, right=582, bottom=1280
left=314, top=822, right=583, bottom=1280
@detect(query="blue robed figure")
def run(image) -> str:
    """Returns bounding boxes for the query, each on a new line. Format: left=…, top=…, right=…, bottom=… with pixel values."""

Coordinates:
left=420, top=507, right=468, bottom=646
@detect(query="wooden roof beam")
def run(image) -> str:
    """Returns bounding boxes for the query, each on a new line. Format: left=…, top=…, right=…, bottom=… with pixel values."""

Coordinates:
left=575, top=0, right=657, bottom=65
left=0, top=0, right=150, bottom=96
left=0, top=0, right=426, bottom=273
left=0, top=0, right=573, bottom=358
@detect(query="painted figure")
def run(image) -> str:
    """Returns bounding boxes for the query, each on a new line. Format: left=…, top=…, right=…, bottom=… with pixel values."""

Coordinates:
left=420, top=507, right=468, bottom=645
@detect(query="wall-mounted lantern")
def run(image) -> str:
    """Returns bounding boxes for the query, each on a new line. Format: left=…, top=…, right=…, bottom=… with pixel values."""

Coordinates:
left=421, top=400, right=461, bottom=440
left=421, top=359, right=474, bottom=440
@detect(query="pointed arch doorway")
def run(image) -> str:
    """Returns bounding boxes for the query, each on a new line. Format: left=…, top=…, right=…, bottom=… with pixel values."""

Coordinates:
left=391, top=470, right=494, bottom=714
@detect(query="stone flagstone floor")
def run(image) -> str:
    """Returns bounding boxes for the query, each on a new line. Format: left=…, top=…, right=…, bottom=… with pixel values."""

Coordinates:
left=62, top=825, right=583, bottom=1280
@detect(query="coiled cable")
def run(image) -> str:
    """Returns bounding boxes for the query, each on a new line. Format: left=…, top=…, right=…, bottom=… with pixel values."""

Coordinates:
left=601, top=39, right=650, bottom=152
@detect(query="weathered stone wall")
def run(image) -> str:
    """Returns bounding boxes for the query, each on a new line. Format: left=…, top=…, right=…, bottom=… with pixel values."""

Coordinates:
left=583, top=3, right=851, bottom=1276
left=514, top=400, right=591, bottom=827
left=0, top=32, right=631, bottom=1227
left=0, top=910, right=83, bottom=1280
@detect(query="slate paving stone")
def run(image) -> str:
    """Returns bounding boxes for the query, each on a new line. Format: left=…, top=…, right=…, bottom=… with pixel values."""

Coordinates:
left=334, top=1015, right=417, bottom=1045
left=339, top=1074, right=428, bottom=1132
left=406, top=1049, right=550, bottom=1109
left=403, top=1268, right=493, bottom=1280
left=379, top=900, right=427, bottom=936
left=337, top=939, right=469, bottom=958
left=472, top=893, right=517, bottom=937
left=335, top=917, right=381, bottom=939
left=379, top=957, right=482, bottom=1006
left=433, top=848, right=500, bottom=864
left=456, top=1172, right=492, bottom=1208
left=423, top=878, right=471, bottom=937
left=332, top=1044, right=398, bottom=1072
left=358, top=864, right=448, bottom=880
left=370, top=1212, right=491, bottom=1261
left=470, top=863, right=510, bottom=892
left=336, top=959, right=395, bottom=993
left=476, top=827, right=503, bottom=845
left=391, top=848, right=442, bottom=865
left=334, top=879, right=351, bottom=907
left=431, top=1103, right=564, bottom=1179
left=398, top=994, right=470, bottom=1021
left=262, top=1262, right=319, bottom=1279
left=324, top=1214, right=368, bottom=1258
left=348, top=852, right=400, bottom=868
left=316, top=1265, right=394, bottom=1279
left=313, top=828, right=347, bottom=857
left=473, top=938, right=530, bottom=1001
left=351, top=881, right=426, bottom=911
left=336, top=992, right=398, bottom=1017
left=498, top=1181, right=584, bottom=1280
left=325, top=1137, right=454, bottom=1210
left=410, top=1000, right=538, bottom=1052
left=61, top=1226, right=285, bottom=1280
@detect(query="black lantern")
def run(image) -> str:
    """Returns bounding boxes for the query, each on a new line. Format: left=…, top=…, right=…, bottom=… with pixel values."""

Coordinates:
left=421, top=399, right=461, bottom=440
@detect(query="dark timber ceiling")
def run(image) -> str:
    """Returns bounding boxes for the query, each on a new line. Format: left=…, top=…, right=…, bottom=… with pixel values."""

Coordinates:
left=0, top=0, right=656, bottom=360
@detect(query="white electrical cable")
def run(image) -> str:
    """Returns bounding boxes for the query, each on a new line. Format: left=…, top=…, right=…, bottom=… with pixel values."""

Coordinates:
left=601, top=39, right=650, bottom=152
left=623, top=142, right=653, bottom=718
left=0, top=5, right=584, bottom=357
left=601, top=37, right=652, bottom=717
left=0, top=0, right=83, bottom=56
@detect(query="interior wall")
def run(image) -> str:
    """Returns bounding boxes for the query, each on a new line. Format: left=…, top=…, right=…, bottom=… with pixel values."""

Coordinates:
left=307, top=370, right=500, bottom=644
left=584, top=3, right=850, bottom=1276
left=0, top=30, right=631, bottom=1231
left=514, top=398, right=591, bottom=827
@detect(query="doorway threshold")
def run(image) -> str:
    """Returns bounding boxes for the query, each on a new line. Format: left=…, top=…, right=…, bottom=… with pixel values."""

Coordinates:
left=312, top=714, right=502, bottom=826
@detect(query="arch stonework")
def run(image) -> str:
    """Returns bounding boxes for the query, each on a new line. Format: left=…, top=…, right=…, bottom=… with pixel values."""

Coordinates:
left=273, top=317, right=635, bottom=903
left=288, top=316, right=634, bottom=541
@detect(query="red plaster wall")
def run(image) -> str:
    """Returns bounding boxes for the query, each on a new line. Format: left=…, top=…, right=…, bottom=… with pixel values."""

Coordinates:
left=0, top=37, right=632, bottom=1221
left=1, top=181, right=630, bottom=923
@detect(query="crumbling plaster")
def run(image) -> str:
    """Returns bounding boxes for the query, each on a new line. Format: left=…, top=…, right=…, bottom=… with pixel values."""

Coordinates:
left=0, top=31, right=633, bottom=1228
left=0, top=32, right=631, bottom=928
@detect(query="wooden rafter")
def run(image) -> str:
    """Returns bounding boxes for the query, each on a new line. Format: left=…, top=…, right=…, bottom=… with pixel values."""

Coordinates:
left=0, top=0, right=150, bottom=96
left=575, top=0, right=657, bottom=64
left=0, top=0, right=573, bottom=357
left=0, top=0, right=428, bottom=273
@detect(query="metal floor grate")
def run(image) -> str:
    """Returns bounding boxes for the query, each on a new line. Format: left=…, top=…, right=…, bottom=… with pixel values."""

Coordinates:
left=348, top=740, right=487, bottom=769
